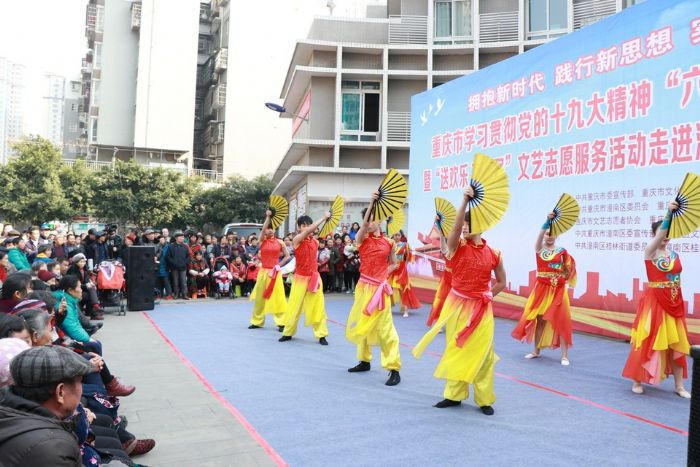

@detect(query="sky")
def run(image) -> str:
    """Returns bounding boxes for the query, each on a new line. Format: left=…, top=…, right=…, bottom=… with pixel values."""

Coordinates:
left=0, top=0, right=379, bottom=176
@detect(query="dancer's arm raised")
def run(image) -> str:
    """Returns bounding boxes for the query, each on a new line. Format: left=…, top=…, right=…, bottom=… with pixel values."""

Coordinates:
left=293, top=212, right=330, bottom=248
left=447, top=187, right=474, bottom=257
left=644, top=200, right=678, bottom=259
left=535, top=212, right=556, bottom=252
left=259, top=210, right=272, bottom=238
left=356, top=191, right=379, bottom=245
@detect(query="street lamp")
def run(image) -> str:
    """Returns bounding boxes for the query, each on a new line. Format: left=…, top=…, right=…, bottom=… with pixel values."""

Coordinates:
left=264, top=102, right=309, bottom=122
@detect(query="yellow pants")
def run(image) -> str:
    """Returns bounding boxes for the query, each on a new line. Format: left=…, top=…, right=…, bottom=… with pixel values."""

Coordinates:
left=346, top=281, right=401, bottom=371
left=249, top=267, right=286, bottom=327
left=283, top=274, right=328, bottom=339
left=414, top=291, right=498, bottom=406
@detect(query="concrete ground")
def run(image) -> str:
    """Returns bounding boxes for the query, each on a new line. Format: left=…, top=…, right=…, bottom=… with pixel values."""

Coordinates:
left=98, top=300, right=278, bottom=467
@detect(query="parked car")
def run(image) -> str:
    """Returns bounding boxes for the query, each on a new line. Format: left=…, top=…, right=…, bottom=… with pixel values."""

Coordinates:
left=221, top=223, right=263, bottom=239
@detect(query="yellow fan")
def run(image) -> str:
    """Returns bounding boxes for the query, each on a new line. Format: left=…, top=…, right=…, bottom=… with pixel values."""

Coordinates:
left=319, top=195, right=344, bottom=237
left=434, top=197, right=456, bottom=238
left=268, top=195, right=289, bottom=230
left=386, top=209, right=405, bottom=236
left=549, top=193, right=580, bottom=237
left=371, top=169, right=408, bottom=221
left=468, top=153, right=510, bottom=234
left=669, top=172, right=700, bottom=239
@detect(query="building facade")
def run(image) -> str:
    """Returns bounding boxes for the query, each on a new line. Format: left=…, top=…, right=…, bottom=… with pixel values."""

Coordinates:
left=40, top=73, right=66, bottom=148
left=63, top=78, right=83, bottom=160
left=271, top=0, right=645, bottom=233
left=0, top=57, right=26, bottom=164
left=79, top=0, right=199, bottom=174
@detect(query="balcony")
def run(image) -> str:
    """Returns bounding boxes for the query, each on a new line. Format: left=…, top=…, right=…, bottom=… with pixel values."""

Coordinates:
left=479, top=11, right=519, bottom=43
left=308, top=16, right=389, bottom=44
left=63, top=159, right=113, bottom=172
left=192, top=169, right=224, bottom=183
left=212, top=122, right=225, bottom=144
left=215, top=48, right=228, bottom=71
left=86, top=4, right=96, bottom=37
left=573, top=0, right=617, bottom=29
left=389, top=15, right=428, bottom=45
left=213, top=84, right=226, bottom=109
left=387, top=112, right=411, bottom=142
left=81, top=59, right=93, bottom=75
left=131, top=2, right=141, bottom=31
left=78, top=112, right=88, bottom=124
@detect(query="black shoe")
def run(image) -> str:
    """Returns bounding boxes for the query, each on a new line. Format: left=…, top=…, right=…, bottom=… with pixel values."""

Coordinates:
left=348, top=361, right=371, bottom=373
left=385, top=370, right=401, bottom=386
left=248, top=324, right=261, bottom=329
left=319, top=337, right=328, bottom=346
left=278, top=335, right=292, bottom=342
left=278, top=325, right=284, bottom=332
left=480, top=405, right=495, bottom=416
left=434, top=399, right=461, bottom=408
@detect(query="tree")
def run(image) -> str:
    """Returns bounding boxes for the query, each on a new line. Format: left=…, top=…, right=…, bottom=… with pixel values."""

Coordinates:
left=0, top=136, right=72, bottom=224
left=59, top=159, right=96, bottom=216
left=92, top=160, right=200, bottom=228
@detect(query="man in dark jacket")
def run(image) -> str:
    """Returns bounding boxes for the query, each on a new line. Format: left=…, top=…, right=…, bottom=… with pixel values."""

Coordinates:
left=0, top=345, right=95, bottom=466
left=167, top=230, right=190, bottom=300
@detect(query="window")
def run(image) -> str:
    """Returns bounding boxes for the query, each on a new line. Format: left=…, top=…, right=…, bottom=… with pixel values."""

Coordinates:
left=95, top=6, right=104, bottom=33
left=69, top=123, right=78, bottom=133
left=528, top=0, right=568, bottom=39
left=71, top=81, right=81, bottom=93
left=71, top=103, right=78, bottom=112
left=91, top=80, right=100, bottom=107
left=90, top=117, right=98, bottom=144
left=94, top=43, right=102, bottom=69
left=434, top=1, right=472, bottom=44
left=340, top=80, right=380, bottom=141
left=198, top=36, right=209, bottom=55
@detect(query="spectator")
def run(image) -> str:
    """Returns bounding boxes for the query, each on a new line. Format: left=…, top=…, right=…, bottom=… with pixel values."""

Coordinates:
left=16, top=308, right=53, bottom=347
left=246, top=236, right=259, bottom=257
left=46, top=261, right=61, bottom=279
left=81, top=229, right=97, bottom=263
left=348, top=222, right=361, bottom=241
left=317, top=239, right=330, bottom=293
left=66, top=253, right=102, bottom=319
left=187, top=250, right=210, bottom=299
left=53, top=275, right=94, bottom=345
left=284, top=237, right=294, bottom=258
left=0, top=273, right=32, bottom=313
left=24, top=226, right=41, bottom=259
left=206, top=235, right=218, bottom=258
left=0, top=337, right=30, bottom=387
left=36, top=270, right=59, bottom=291
left=63, top=233, right=80, bottom=257
left=141, top=228, right=157, bottom=246
left=330, top=237, right=344, bottom=292
left=0, top=252, right=9, bottom=286
left=161, top=227, right=170, bottom=243
left=245, top=256, right=259, bottom=296
left=33, top=244, right=53, bottom=265
left=235, top=236, right=247, bottom=258
left=6, top=237, right=30, bottom=271
left=343, top=237, right=359, bottom=293
left=105, top=226, right=122, bottom=260
left=0, top=345, right=95, bottom=466
left=231, top=256, right=246, bottom=297
left=167, top=231, right=190, bottom=300
left=57, top=258, right=70, bottom=277
left=213, top=265, right=233, bottom=297
left=91, top=231, right=108, bottom=265
left=0, top=314, right=32, bottom=345
left=39, top=224, right=52, bottom=245
left=30, top=261, right=47, bottom=279
left=120, top=234, right=135, bottom=268
left=157, top=235, right=172, bottom=299
left=51, top=233, right=67, bottom=259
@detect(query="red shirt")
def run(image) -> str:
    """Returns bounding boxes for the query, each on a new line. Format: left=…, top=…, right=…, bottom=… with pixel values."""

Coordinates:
left=295, top=237, right=318, bottom=276
left=259, top=238, right=281, bottom=269
left=359, top=233, right=392, bottom=282
left=449, top=238, right=500, bottom=295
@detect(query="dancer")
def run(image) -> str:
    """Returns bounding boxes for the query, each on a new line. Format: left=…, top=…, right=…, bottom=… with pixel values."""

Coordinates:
left=389, top=231, right=420, bottom=317
left=426, top=216, right=452, bottom=328
left=413, top=187, right=506, bottom=415
left=622, top=200, right=690, bottom=398
left=249, top=210, right=291, bottom=331
left=511, top=211, right=576, bottom=365
left=345, top=192, right=402, bottom=386
left=279, top=212, right=330, bottom=345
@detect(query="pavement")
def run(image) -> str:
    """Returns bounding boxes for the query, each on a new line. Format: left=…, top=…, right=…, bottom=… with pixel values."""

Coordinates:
left=98, top=300, right=278, bottom=467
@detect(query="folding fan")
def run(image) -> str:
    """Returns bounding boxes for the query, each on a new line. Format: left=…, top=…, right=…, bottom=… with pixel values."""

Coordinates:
left=434, top=197, right=456, bottom=238
left=467, top=153, right=511, bottom=234
left=319, top=195, right=344, bottom=237
left=371, top=169, right=408, bottom=221
left=549, top=193, right=580, bottom=237
left=268, top=195, right=289, bottom=230
left=386, top=209, right=405, bottom=236
left=669, top=172, right=700, bottom=239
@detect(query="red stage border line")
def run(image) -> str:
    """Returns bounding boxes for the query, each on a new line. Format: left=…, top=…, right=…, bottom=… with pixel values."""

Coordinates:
left=143, top=312, right=288, bottom=467
left=327, top=318, right=688, bottom=436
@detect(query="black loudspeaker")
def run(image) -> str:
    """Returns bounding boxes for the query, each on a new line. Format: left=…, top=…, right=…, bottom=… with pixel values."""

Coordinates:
left=126, top=246, right=155, bottom=311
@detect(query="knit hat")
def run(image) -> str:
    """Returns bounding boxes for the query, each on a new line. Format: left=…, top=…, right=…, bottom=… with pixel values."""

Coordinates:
left=71, top=253, right=87, bottom=264
left=0, top=338, right=31, bottom=389
left=37, top=270, right=58, bottom=283
left=37, top=244, right=52, bottom=254
left=12, top=298, right=49, bottom=314
left=10, top=345, right=95, bottom=387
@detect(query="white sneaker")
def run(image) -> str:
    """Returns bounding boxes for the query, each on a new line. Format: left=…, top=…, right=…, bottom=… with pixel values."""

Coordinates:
left=402, top=312, right=409, bottom=318
left=676, top=387, right=691, bottom=399
left=524, top=353, right=540, bottom=359
left=561, top=358, right=570, bottom=366
left=632, top=384, right=644, bottom=395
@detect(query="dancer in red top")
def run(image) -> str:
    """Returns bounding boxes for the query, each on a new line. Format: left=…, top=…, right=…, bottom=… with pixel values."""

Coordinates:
left=511, top=211, right=576, bottom=365
left=622, top=200, right=690, bottom=398
left=279, top=212, right=330, bottom=345
left=345, top=192, right=402, bottom=386
left=389, top=232, right=421, bottom=317
left=249, top=210, right=291, bottom=331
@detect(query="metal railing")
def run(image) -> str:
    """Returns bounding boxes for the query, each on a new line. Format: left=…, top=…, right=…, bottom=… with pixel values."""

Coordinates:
left=192, top=169, right=224, bottom=183
left=131, top=2, right=141, bottom=31
left=573, top=0, right=617, bottom=29
left=387, top=111, right=411, bottom=142
left=214, top=83, right=226, bottom=108
left=63, top=159, right=113, bottom=171
left=389, top=15, right=428, bottom=44
left=215, top=48, right=228, bottom=71
left=479, top=11, right=519, bottom=42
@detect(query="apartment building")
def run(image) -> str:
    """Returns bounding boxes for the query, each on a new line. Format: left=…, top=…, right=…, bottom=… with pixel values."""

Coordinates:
left=63, top=78, right=84, bottom=160
left=271, top=0, right=644, bottom=232
left=40, top=73, right=66, bottom=148
left=79, top=0, right=199, bottom=174
left=0, top=57, right=25, bottom=164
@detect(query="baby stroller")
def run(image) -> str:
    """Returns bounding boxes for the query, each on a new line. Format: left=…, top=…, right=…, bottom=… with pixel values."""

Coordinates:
left=96, top=260, right=126, bottom=315
left=212, top=259, right=234, bottom=299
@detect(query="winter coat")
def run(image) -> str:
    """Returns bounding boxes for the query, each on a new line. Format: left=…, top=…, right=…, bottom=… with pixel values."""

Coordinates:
left=0, top=388, right=81, bottom=467
left=158, top=243, right=170, bottom=277
left=7, top=249, right=29, bottom=271
left=167, top=243, right=190, bottom=270
left=53, top=290, right=90, bottom=343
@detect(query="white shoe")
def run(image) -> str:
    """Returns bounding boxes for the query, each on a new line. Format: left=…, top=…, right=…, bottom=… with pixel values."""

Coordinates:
left=524, top=353, right=540, bottom=359
left=632, top=384, right=644, bottom=394
left=676, top=387, right=691, bottom=399
left=402, top=312, right=409, bottom=318
left=561, top=358, right=570, bottom=366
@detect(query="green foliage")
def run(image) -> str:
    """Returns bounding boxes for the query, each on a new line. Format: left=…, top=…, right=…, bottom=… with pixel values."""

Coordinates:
left=0, top=136, right=72, bottom=224
left=59, top=159, right=96, bottom=216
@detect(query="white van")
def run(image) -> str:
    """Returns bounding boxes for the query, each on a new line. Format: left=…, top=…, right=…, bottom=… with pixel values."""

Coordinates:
left=221, top=223, right=263, bottom=239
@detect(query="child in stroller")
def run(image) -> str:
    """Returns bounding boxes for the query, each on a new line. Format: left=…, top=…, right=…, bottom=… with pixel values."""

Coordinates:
left=213, top=263, right=234, bottom=299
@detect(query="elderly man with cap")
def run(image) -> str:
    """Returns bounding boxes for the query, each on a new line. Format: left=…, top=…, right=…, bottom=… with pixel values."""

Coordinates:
left=0, top=345, right=95, bottom=466
left=39, top=224, right=52, bottom=245
left=167, top=230, right=191, bottom=300
left=141, top=228, right=157, bottom=246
